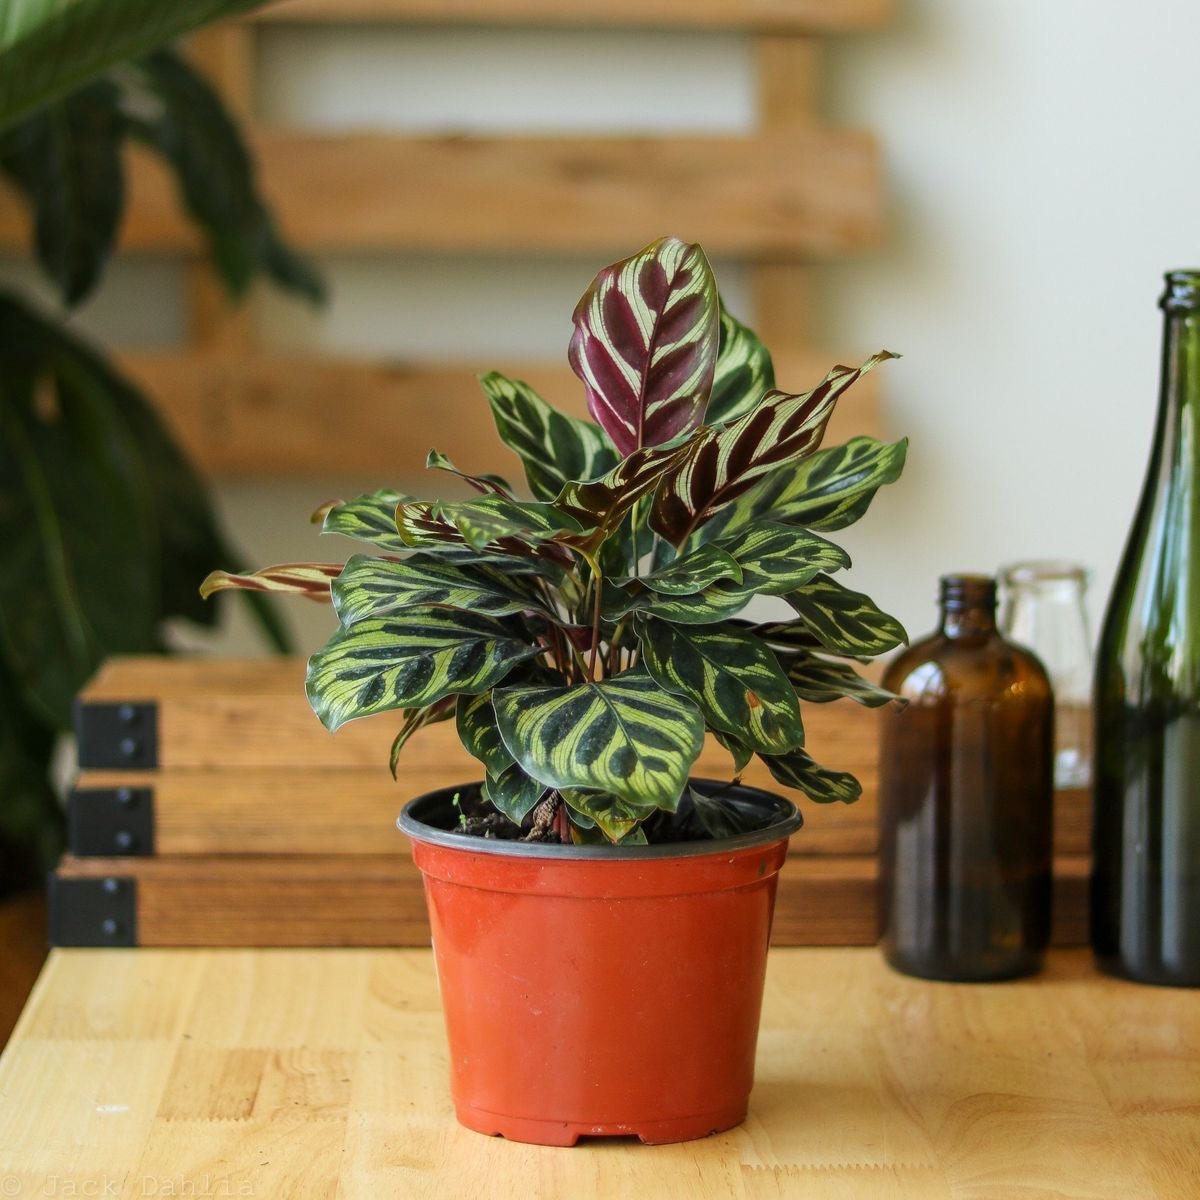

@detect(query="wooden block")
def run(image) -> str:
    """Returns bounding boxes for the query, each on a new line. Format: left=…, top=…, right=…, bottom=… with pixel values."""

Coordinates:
left=0, top=130, right=883, bottom=258
left=49, top=852, right=1089, bottom=948
left=249, top=0, right=894, bottom=34
left=121, top=349, right=881, bottom=477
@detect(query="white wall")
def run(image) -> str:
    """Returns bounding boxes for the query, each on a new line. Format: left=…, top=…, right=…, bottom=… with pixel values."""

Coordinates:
left=7, top=5, right=1195, bottom=656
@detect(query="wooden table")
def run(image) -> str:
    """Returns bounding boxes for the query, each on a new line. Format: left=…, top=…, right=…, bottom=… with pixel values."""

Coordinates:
left=0, top=948, right=1196, bottom=1198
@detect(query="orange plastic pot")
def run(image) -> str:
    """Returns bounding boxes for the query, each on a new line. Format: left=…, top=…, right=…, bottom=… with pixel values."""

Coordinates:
left=397, top=780, right=801, bottom=1146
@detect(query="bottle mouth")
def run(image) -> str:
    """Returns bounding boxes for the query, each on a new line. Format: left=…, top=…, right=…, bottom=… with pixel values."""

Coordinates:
left=1161, top=270, right=1200, bottom=313
left=939, top=573, right=996, bottom=611
left=1000, top=559, right=1089, bottom=589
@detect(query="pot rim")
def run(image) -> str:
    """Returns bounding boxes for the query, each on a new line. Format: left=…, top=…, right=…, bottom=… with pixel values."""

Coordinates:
left=397, top=777, right=802, bottom=860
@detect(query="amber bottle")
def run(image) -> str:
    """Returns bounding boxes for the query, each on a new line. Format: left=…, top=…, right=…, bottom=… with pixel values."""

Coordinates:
left=878, top=575, right=1054, bottom=981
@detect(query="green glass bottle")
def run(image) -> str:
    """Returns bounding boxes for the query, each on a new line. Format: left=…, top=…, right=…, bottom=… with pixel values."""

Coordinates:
left=1092, top=270, right=1200, bottom=986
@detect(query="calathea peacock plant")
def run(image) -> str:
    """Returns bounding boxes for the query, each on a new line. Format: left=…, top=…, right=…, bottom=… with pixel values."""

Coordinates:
left=203, top=236, right=908, bottom=845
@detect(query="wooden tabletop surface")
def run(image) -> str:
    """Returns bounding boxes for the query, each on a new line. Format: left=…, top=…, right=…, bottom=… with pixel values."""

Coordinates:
left=0, top=947, right=1196, bottom=1198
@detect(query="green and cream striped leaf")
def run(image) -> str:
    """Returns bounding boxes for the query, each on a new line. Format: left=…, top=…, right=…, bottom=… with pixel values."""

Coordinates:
left=784, top=652, right=899, bottom=708
left=389, top=697, right=456, bottom=778
left=568, top=236, right=719, bottom=455
left=199, top=562, right=340, bottom=602
left=705, top=305, right=775, bottom=426
left=314, top=490, right=409, bottom=551
left=699, top=436, right=908, bottom=544
left=483, top=764, right=546, bottom=824
left=481, top=371, right=618, bottom=502
left=305, top=609, right=542, bottom=731
left=759, top=748, right=862, bottom=804
left=619, top=524, right=850, bottom=625
left=631, top=543, right=742, bottom=596
left=560, top=788, right=660, bottom=843
left=787, top=574, right=908, bottom=657
left=650, top=353, right=897, bottom=546
left=639, top=618, right=804, bottom=753
left=424, top=448, right=512, bottom=497
left=493, top=670, right=703, bottom=809
left=332, top=554, right=546, bottom=627
left=713, top=729, right=755, bottom=774
left=456, top=690, right=515, bottom=779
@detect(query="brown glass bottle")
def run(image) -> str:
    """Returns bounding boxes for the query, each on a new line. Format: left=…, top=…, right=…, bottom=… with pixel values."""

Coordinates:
left=878, top=575, right=1054, bottom=981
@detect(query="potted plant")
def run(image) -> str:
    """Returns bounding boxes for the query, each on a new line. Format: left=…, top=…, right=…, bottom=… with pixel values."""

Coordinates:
left=204, top=235, right=907, bottom=1146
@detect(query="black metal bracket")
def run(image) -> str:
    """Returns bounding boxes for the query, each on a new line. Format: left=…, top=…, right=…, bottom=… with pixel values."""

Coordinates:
left=68, top=787, right=155, bottom=856
left=48, top=876, right=138, bottom=947
left=74, top=701, right=158, bottom=769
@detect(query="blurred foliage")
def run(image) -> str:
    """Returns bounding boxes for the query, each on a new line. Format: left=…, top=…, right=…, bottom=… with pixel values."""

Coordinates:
left=0, top=2, right=322, bottom=895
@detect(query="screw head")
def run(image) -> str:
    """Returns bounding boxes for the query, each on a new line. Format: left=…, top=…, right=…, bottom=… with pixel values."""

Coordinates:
left=117, top=704, right=139, bottom=726
left=118, top=737, right=140, bottom=759
left=115, top=788, right=135, bottom=807
left=101, top=918, right=122, bottom=939
left=114, top=830, right=135, bottom=852
left=102, top=878, right=122, bottom=896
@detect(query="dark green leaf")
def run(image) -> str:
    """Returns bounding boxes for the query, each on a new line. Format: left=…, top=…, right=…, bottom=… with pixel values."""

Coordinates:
left=787, top=574, right=908, bottom=657
left=705, top=305, right=775, bottom=426
left=700, top=436, right=908, bottom=543
left=650, top=353, right=896, bottom=546
left=389, top=697, right=454, bottom=778
left=483, top=765, right=546, bottom=825
left=480, top=371, right=617, bottom=502
left=560, top=788, right=659, bottom=843
left=0, top=0, right=271, bottom=129
left=568, top=236, right=718, bottom=455
left=127, top=49, right=323, bottom=303
left=456, top=690, right=516, bottom=779
left=784, top=652, right=899, bottom=708
left=639, top=618, right=804, bottom=753
left=315, top=490, right=410, bottom=552
left=0, top=78, right=125, bottom=305
left=305, top=608, right=543, bottom=731
left=713, top=729, right=755, bottom=773
left=493, top=670, right=704, bottom=809
left=633, top=542, right=742, bottom=595
left=332, top=554, right=546, bottom=627
left=759, top=747, right=862, bottom=804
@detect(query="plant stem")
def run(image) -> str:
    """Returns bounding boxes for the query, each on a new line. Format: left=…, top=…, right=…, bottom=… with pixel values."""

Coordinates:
left=587, top=567, right=604, bottom=681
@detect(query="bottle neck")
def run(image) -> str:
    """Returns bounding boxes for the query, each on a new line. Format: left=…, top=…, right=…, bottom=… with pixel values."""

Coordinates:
left=1155, top=273, right=1200, bottom=479
left=938, top=576, right=997, bottom=640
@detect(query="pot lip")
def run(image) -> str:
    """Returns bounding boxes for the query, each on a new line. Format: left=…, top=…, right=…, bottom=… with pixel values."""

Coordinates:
left=397, top=777, right=802, bottom=860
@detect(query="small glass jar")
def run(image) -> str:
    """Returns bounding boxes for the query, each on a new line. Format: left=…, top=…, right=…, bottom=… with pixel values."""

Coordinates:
left=878, top=574, right=1054, bottom=981
left=999, top=561, right=1093, bottom=789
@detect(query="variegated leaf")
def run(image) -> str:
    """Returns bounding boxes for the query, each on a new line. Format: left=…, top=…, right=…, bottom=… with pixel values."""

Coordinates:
left=630, top=543, right=742, bottom=595
left=650, top=352, right=897, bottom=545
left=784, top=652, right=899, bottom=708
left=332, top=554, right=546, bottom=627
left=787, top=574, right=908, bottom=656
left=425, top=448, right=512, bottom=497
left=568, top=236, right=719, bottom=455
left=199, top=562, right=341, bottom=602
left=456, top=690, right=515, bottom=778
left=483, top=764, right=546, bottom=824
left=639, top=618, right=804, bottom=753
left=699, top=436, right=908, bottom=543
left=493, top=670, right=703, bottom=809
left=560, top=788, right=659, bottom=843
left=713, top=729, right=755, bottom=774
left=759, top=747, right=862, bottom=804
left=553, top=438, right=690, bottom=544
left=620, top=524, right=850, bottom=625
left=314, top=490, right=409, bottom=551
left=480, top=371, right=618, bottom=502
left=389, top=697, right=456, bottom=778
left=306, top=609, right=542, bottom=731
left=705, top=305, right=775, bottom=426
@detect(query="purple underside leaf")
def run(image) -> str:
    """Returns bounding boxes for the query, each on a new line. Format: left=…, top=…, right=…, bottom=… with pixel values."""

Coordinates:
left=199, top=563, right=341, bottom=602
left=568, top=235, right=719, bottom=456
left=649, top=353, right=898, bottom=546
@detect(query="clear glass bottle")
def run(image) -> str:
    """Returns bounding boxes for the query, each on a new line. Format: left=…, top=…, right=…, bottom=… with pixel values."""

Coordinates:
left=879, top=575, right=1054, bottom=981
left=1092, top=269, right=1200, bottom=987
left=1000, top=561, right=1093, bottom=789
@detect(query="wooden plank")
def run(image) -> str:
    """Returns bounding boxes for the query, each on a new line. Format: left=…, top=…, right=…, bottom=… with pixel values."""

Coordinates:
left=120, top=349, right=881, bottom=477
left=51, top=851, right=1089, bottom=947
left=72, top=767, right=1091, bottom=861
left=250, top=0, right=893, bottom=33
left=0, top=130, right=883, bottom=258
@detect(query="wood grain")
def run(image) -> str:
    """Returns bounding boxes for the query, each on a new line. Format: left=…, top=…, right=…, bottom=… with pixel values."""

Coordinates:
left=250, top=0, right=893, bottom=33
left=0, top=130, right=882, bottom=258
left=51, top=851, right=1089, bottom=948
left=120, top=347, right=880, bottom=477
left=3, top=943, right=1194, bottom=1197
